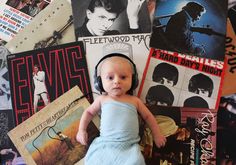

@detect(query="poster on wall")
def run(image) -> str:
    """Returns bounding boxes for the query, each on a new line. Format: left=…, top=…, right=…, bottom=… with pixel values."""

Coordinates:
left=149, top=0, right=227, bottom=61
left=0, top=0, right=51, bottom=42
left=7, top=41, right=92, bottom=125
left=138, top=48, right=225, bottom=109
left=140, top=105, right=217, bottom=165
left=8, top=86, right=100, bottom=165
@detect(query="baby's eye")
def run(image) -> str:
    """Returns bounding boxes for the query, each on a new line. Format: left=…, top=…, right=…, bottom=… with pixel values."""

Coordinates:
left=107, top=76, right=113, bottom=80
left=121, top=75, right=126, bottom=80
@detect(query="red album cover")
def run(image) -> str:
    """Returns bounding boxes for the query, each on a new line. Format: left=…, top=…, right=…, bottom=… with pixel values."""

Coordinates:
left=139, top=105, right=217, bottom=165
left=149, top=0, right=227, bottom=62
left=138, top=48, right=226, bottom=109
left=7, top=41, right=93, bottom=125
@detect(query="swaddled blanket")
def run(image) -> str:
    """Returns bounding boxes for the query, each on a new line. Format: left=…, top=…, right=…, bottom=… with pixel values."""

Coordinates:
left=85, top=101, right=145, bottom=165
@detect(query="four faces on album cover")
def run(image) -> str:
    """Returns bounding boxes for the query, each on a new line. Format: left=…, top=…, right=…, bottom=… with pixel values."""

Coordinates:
left=143, top=60, right=221, bottom=109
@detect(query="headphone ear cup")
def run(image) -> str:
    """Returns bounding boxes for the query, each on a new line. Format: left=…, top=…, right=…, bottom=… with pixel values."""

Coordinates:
left=94, top=76, right=104, bottom=93
left=131, top=73, right=139, bottom=90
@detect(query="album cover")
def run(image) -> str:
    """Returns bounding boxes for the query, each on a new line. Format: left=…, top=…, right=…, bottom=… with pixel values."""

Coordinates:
left=8, top=86, right=100, bottom=165
left=221, top=19, right=236, bottom=96
left=217, top=93, right=236, bottom=164
left=0, top=66, right=11, bottom=110
left=81, top=33, right=151, bottom=97
left=0, top=110, right=14, bottom=149
left=0, top=0, right=51, bottom=42
left=138, top=48, right=225, bottom=109
left=139, top=105, right=217, bottom=165
left=149, top=0, right=227, bottom=61
left=71, top=0, right=151, bottom=40
left=5, top=0, right=75, bottom=54
left=228, top=3, right=236, bottom=33
left=7, top=41, right=93, bottom=125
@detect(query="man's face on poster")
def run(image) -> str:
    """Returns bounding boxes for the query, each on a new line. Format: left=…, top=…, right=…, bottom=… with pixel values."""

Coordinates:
left=146, top=99, right=168, bottom=106
left=33, top=66, right=39, bottom=73
left=157, top=77, right=174, bottom=86
left=197, top=88, right=210, bottom=97
left=86, top=7, right=118, bottom=36
left=191, top=10, right=204, bottom=22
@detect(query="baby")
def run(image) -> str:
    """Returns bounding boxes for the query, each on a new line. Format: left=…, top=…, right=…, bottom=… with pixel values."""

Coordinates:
left=76, top=53, right=166, bottom=165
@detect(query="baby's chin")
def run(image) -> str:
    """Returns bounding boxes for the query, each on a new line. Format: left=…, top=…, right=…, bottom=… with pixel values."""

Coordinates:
left=109, top=89, right=126, bottom=97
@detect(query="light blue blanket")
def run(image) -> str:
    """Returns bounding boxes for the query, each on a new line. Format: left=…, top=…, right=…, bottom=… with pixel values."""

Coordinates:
left=85, top=101, right=145, bottom=165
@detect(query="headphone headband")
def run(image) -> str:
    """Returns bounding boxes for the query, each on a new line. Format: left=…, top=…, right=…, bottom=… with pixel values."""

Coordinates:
left=94, top=53, right=136, bottom=77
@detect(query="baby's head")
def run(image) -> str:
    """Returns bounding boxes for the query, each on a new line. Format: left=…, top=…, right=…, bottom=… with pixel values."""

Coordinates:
left=94, top=53, right=138, bottom=95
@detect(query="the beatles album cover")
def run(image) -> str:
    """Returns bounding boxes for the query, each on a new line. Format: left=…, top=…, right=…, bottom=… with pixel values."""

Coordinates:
left=138, top=48, right=225, bottom=109
left=71, top=0, right=151, bottom=40
left=8, top=86, right=100, bottom=165
left=149, top=0, right=227, bottom=61
left=7, top=41, right=93, bottom=125
left=139, top=105, right=217, bottom=165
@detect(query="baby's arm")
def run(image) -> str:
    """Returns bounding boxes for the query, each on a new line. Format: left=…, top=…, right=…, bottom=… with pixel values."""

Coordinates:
left=137, top=98, right=166, bottom=148
left=76, top=97, right=101, bottom=145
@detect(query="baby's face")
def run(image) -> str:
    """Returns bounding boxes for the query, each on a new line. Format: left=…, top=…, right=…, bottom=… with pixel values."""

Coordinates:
left=100, top=57, right=133, bottom=97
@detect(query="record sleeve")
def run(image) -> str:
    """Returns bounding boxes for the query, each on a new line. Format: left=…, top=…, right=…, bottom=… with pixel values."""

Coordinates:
left=7, top=41, right=93, bottom=125
left=138, top=48, right=225, bottom=109
left=149, top=0, right=227, bottom=61
left=139, top=105, right=217, bottom=165
left=8, top=86, right=100, bottom=165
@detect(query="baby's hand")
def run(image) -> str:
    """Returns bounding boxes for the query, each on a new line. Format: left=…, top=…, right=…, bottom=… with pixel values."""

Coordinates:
left=154, top=135, right=166, bottom=148
left=76, top=130, right=88, bottom=145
